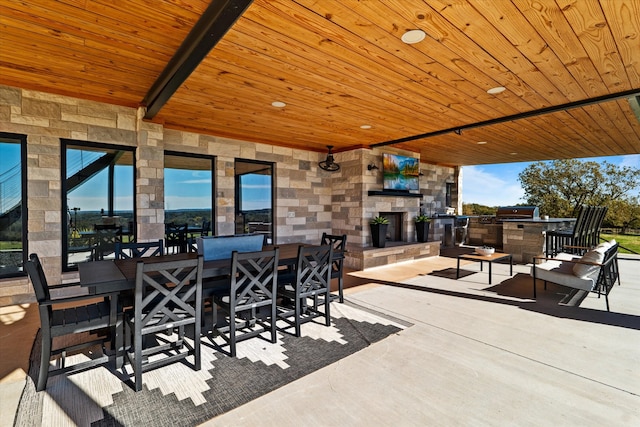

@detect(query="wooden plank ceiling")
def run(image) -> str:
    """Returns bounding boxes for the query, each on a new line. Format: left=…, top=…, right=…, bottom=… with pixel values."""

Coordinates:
left=1, top=0, right=639, bottom=166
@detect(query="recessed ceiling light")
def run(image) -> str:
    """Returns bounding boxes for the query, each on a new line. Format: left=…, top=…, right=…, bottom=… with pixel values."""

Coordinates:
left=476, top=141, right=487, bottom=145
left=510, top=152, right=518, bottom=155
left=401, top=29, right=426, bottom=44
left=487, top=86, right=506, bottom=95
left=360, top=124, right=372, bottom=129
left=271, top=101, right=286, bottom=108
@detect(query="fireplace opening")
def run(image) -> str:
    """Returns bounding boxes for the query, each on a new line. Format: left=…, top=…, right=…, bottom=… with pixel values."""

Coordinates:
left=380, top=212, right=403, bottom=241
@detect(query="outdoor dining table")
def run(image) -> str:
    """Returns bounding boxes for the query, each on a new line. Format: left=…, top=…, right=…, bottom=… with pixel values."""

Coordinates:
left=77, top=242, right=338, bottom=366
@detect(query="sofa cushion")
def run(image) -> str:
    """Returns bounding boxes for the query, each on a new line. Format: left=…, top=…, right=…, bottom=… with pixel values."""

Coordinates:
left=530, top=259, right=595, bottom=291
left=572, top=249, right=604, bottom=278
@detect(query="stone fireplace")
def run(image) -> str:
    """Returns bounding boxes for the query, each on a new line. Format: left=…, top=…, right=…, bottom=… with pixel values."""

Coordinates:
left=380, top=212, right=403, bottom=242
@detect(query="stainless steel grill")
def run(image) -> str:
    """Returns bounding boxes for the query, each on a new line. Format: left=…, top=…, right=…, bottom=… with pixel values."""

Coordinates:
left=495, top=206, right=539, bottom=222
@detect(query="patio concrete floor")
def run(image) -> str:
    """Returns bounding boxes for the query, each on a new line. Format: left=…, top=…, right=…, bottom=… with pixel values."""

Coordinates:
left=1, top=250, right=639, bottom=426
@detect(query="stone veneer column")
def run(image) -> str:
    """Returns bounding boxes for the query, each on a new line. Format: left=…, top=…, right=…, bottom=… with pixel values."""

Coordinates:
left=135, top=107, right=165, bottom=241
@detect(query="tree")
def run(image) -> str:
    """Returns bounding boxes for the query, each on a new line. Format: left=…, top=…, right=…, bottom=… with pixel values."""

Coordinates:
left=518, top=159, right=640, bottom=218
left=605, top=197, right=640, bottom=234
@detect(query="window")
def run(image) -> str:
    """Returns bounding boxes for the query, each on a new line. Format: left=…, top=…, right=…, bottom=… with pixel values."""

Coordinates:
left=164, top=152, right=214, bottom=230
left=235, top=160, right=274, bottom=244
left=62, top=140, right=135, bottom=271
left=0, top=133, right=27, bottom=278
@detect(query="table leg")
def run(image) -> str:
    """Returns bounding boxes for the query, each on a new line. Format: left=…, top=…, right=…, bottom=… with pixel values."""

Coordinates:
left=488, top=261, right=492, bottom=284
left=509, top=255, right=513, bottom=276
left=456, top=257, right=461, bottom=279
left=479, top=260, right=483, bottom=271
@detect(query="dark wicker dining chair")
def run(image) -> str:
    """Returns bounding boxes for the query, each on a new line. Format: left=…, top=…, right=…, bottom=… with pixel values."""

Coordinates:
left=277, top=244, right=333, bottom=337
left=25, top=253, right=115, bottom=391
left=123, top=256, right=203, bottom=392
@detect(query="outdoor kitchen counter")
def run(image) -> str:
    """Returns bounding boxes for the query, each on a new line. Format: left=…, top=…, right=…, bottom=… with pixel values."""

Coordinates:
left=501, top=218, right=576, bottom=263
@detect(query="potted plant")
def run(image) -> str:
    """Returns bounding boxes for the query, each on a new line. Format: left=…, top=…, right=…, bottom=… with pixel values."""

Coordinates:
left=414, top=214, right=431, bottom=243
left=370, top=215, right=390, bottom=248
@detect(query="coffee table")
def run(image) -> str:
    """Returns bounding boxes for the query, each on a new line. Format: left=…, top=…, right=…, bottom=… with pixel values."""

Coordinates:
left=456, top=252, right=513, bottom=284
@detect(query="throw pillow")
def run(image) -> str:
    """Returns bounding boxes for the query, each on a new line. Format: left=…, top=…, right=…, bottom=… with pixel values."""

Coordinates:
left=573, top=249, right=605, bottom=278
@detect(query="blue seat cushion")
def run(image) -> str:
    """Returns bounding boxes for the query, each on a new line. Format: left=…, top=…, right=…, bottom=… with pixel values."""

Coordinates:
left=196, top=234, right=264, bottom=261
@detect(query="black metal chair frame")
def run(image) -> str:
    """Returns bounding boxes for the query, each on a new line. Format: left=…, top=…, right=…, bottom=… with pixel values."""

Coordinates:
left=210, top=248, right=280, bottom=357
left=114, top=240, right=164, bottom=259
left=278, top=245, right=333, bottom=337
left=532, top=243, right=619, bottom=311
left=165, top=222, right=188, bottom=254
left=92, top=226, right=123, bottom=261
left=25, top=253, right=117, bottom=391
left=124, top=256, right=203, bottom=392
left=321, top=232, right=347, bottom=303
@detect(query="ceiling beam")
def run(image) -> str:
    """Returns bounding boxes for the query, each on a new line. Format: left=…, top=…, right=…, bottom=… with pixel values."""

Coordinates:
left=142, top=0, right=254, bottom=119
left=372, top=89, right=640, bottom=148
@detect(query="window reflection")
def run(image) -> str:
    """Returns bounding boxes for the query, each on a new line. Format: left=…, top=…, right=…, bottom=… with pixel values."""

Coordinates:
left=164, top=152, right=214, bottom=232
left=0, top=134, right=27, bottom=278
left=62, top=140, right=135, bottom=270
left=235, top=160, right=274, bottom=244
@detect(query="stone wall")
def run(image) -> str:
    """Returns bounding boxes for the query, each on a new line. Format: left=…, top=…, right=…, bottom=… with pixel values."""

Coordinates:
left=0, top=83, right=458, bottom=305
left=0, top=84, right=334, bottom=305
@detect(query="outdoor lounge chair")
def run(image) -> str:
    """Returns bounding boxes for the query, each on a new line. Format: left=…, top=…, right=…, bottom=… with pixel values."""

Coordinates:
left=531, top=240, right=619, bottom=311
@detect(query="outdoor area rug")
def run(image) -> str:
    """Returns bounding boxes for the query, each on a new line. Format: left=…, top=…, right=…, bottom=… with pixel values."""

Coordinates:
left=14, top=302, right=409, bottom=427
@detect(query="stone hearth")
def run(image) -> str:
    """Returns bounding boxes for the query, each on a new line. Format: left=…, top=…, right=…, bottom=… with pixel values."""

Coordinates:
left=345, top=241, right=440, bottom=270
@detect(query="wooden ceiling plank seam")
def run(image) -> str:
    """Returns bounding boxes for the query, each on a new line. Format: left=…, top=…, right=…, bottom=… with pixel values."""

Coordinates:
left=215, top=24, right=476, bottom=122
left=356, top=0, right=545, bottom=111
left=587, top=101, right=640, bottom=152
left=242, top=1, right=510, bottom=125
left=468, top=0, right=589, bottom=101
left=600, top=0, right=640, bottom=86
left=423, top=0, right=573, bottom=107
left=293, top=0, right=534, bottom=116
left=618, top=98, right=640, bottom=144
left=563, top=106, right=629, bottom=154
left=0, top=2, right=189, bottom=55
left=557, top=0, right=632, bottom=91
left=512, top=0, right=611, bottom=98
left=174, top=47, right=459, bottom=134
left=0, top=44, right=155, bottom=99
left=0, top=28, right=166, bottom=81
left=0, top=21, right=170, bottom=72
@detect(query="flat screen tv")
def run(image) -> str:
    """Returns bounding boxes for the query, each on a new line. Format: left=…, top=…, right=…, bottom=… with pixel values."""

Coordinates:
left=382, top=153, right=419, bottom=191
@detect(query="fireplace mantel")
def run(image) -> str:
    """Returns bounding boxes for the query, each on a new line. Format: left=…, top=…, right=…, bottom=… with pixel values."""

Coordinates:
left=368, top=190, right=423, bottom=198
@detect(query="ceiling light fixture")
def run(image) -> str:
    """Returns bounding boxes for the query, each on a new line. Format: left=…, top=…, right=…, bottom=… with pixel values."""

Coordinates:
left=477, top=141, right=487, bottom=145
left=401, top=29, right=426, bottom=44
left=360, top=124, right=372, bottom=129
left=271, top=101, right=286, bottom=108
left=318, top=145, right=340, bottom=172
left=487, top=86, right=506, bottom=95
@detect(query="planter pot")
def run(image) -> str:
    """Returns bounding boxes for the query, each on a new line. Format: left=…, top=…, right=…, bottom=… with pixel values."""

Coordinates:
left=370, top=223, right=388, bottom=248
left=415, top=222, right=430, bottom=243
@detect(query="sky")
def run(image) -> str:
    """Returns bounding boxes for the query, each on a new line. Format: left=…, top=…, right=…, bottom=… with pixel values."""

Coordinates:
left=462, top=154, right=640, bottom=207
